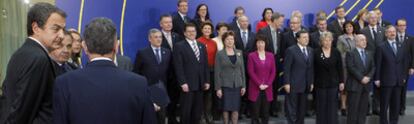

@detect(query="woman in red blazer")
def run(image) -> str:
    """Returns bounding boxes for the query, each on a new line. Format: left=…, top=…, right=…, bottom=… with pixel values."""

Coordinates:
left=247, top=34, right=276, bottom=124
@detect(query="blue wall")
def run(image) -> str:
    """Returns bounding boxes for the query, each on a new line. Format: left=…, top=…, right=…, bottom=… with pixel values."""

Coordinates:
left=57, top=0, right=414, bottom=89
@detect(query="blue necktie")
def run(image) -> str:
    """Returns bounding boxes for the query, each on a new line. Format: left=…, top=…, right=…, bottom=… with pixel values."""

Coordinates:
left=360, top=50, right=366, bottom=67
left=392, top=42, right=397, bottom=55
left=155, top=48, right=161, bottom=64
left=302, top=48, right=308, bottom=60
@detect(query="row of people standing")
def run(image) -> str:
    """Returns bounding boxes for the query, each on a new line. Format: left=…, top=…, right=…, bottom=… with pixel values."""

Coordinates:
left=133, top=1, right=414, bottom=123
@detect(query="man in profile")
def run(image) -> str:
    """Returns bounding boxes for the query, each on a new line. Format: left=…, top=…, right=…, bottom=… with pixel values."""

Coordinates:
left=53, top=18, right=156, bottom=124
left=1, top=3, right=66, bottom=124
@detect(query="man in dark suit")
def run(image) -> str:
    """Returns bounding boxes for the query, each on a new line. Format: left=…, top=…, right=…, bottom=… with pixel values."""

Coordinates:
left=53, top=18, right=156, bottom=124
left=328, top=6, right=347, bottom=37
left=115, top=54, right=133, bottom=71
left=172, top=0, right=191, bottom=37
left=49, top=31, right=76, bottom=76
left=373, top=8, right=392, bottom=27
left=396, top=18, right=414, bottom=115
left=257, top=12, right=284, bottom=117
left=310, top=18, right=336, bottom=48
left=374, top=26, right=410, bottom=124
left=0, top=3, right=66, bottom=124
left=361, top=11, right=386, bottom=52
left=173, top=23, right=210, bottom=124
left=281, top=16, right=305, bottom=59
left=234, top=15, right=255, bottom=54
left=159, top=14, right=181, bottom=124
left=230, top=6, right=251, bottom=32
left=160, top=14, right=182, bottom=51
left=345, top=34, right=375, bottom=124
left=283, top=30, right=314, bottom=124
left=133, top=28, right=172, bottom=124
left=360, top=11, right=386, bottom=114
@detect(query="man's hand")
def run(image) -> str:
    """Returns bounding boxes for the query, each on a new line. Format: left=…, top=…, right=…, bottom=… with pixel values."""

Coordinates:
left=181, top=83, right=189, bottom=92
left=216, top=89, right=222, bottom=99
left=361, top=76, right=370, bottom=84
left=374, top=80, right=380, bottom=87
left=153, top=103, right=161, bottom=112
left=284, top=84, right=290, bottom=93
left=339, top=83, right=345, bottom=91
left=409, top=68, right=414, bottom=75
left=204, top=83, right=210, bottom=91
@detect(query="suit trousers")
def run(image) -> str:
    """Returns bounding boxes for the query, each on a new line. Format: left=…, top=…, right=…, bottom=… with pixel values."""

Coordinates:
left=180, top=90, right=204, bottom=124
left=380, top=86, right=402, bottom=124
left=347, top=89, right=369, bottom=124
left=400, top=82, right=408, bottom=112
left=285, top=92, right=307, bottom=124
left=315, top=88, right=338, bottom=124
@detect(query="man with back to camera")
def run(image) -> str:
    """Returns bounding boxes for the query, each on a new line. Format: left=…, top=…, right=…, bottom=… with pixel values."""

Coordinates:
left=53, top=18, right=157, bottom=124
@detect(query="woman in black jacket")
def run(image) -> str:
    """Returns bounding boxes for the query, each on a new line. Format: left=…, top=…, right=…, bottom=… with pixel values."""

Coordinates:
left=313, top=32, right=344, bottom=124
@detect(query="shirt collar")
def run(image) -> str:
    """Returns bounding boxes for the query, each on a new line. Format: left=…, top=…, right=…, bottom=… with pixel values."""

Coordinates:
left=186, top=38, right=197, bottom=44
left=151, top=45, right=161, bottom=51
left=369, top=25, right=377, bottom=30
left=91, top=57, right=112, bottom=62
left=162, top=30, right=170, bottom=35
left=357, top=47, right=365, bottom=52
left=297, top=43, right=307, bottom=50
left=29, top=37, right=49, bottom=53
left=178, top=12, right=186, bottom=19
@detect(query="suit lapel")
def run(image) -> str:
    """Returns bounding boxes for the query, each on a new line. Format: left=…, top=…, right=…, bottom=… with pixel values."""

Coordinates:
left=146, top=47, right=159, bottom=64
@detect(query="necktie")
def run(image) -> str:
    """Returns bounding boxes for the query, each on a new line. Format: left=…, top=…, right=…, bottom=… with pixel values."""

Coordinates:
left=272, top=30, right=278, bottom=54
left=360, top=50, right=366, bottom=67
left=392, top=42, right=397, bottom=55
left=183, top=16, right=188, bottom=23
left=155, top=48, right=161, bottom=64
left=166, top=33, right=173, bottom=50
left=192, top=42, right=200, bottom=61
left=400, top=35, right=404, bottom=42
left=242, top=31, right=247, bottom=47
left=302, top=48, right=308, bottom=60
left=371, top=27, right=377, bottom=41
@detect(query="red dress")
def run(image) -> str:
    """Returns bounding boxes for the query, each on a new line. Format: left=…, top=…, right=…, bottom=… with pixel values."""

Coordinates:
left=256, top=20, right=269, bottom=32
left=197, top=36, right=217, bottom=67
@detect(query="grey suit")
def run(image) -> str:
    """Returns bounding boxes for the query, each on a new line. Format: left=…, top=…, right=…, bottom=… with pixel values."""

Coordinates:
left=116, top=54, right=133, bottom=71
left=345, top=49, right=375, bottom=124
left=214, top=49, right=246, bottom=90
left=360, top=26, right=386, bottom=52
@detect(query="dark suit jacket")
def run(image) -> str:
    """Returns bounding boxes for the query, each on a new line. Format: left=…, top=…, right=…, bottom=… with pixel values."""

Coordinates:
left=230, top=17, right=251, bottom=32
left=1, top=38, right=56, bottom=124
left=257, top=26, right=282, bottom=55
left=133, top=46, right=171, bottom=86
left=173, top=40, right=210, bottom=91
left=116, top=54, right=133, bottom=71
left=375, top=41, right=410, bottom=87
left=313, top=48, right=343, bottom=88
left=284, top=45, right=314, bottom=93
left=345, top=49, right=375, bottom=92
left=378, top=20, right=392, bottom=27
left=234, top=29, right=255, bottom=53
left=281, top=31, right=298, bottom=58
left=172, top=12, right=191, bottom=37
left=328, top=19, right=346, bottom=36
left=53, top=60, right=156, bottom=124
left=360, top=26, right=386, bottom=52
left=161, top=31, right=182, bottom=50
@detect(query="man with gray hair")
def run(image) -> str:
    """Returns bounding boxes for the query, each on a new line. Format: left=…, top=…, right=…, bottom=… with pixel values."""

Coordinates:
left=133, top=28, right=172, bottom=124
left=345, top=34, right=375, bottom=124
left=53, top=18, right=156, bottom=124
left=360, top=11, right=385, bottom=114
left=374, top=25, right=409, bottom=124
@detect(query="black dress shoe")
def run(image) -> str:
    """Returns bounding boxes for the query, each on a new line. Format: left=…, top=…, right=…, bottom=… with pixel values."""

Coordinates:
left=400, top=111, right=405, bottom=116
left=372, top=110, right=380, bottom=115
left=341, top=109, right=347, bottom=116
